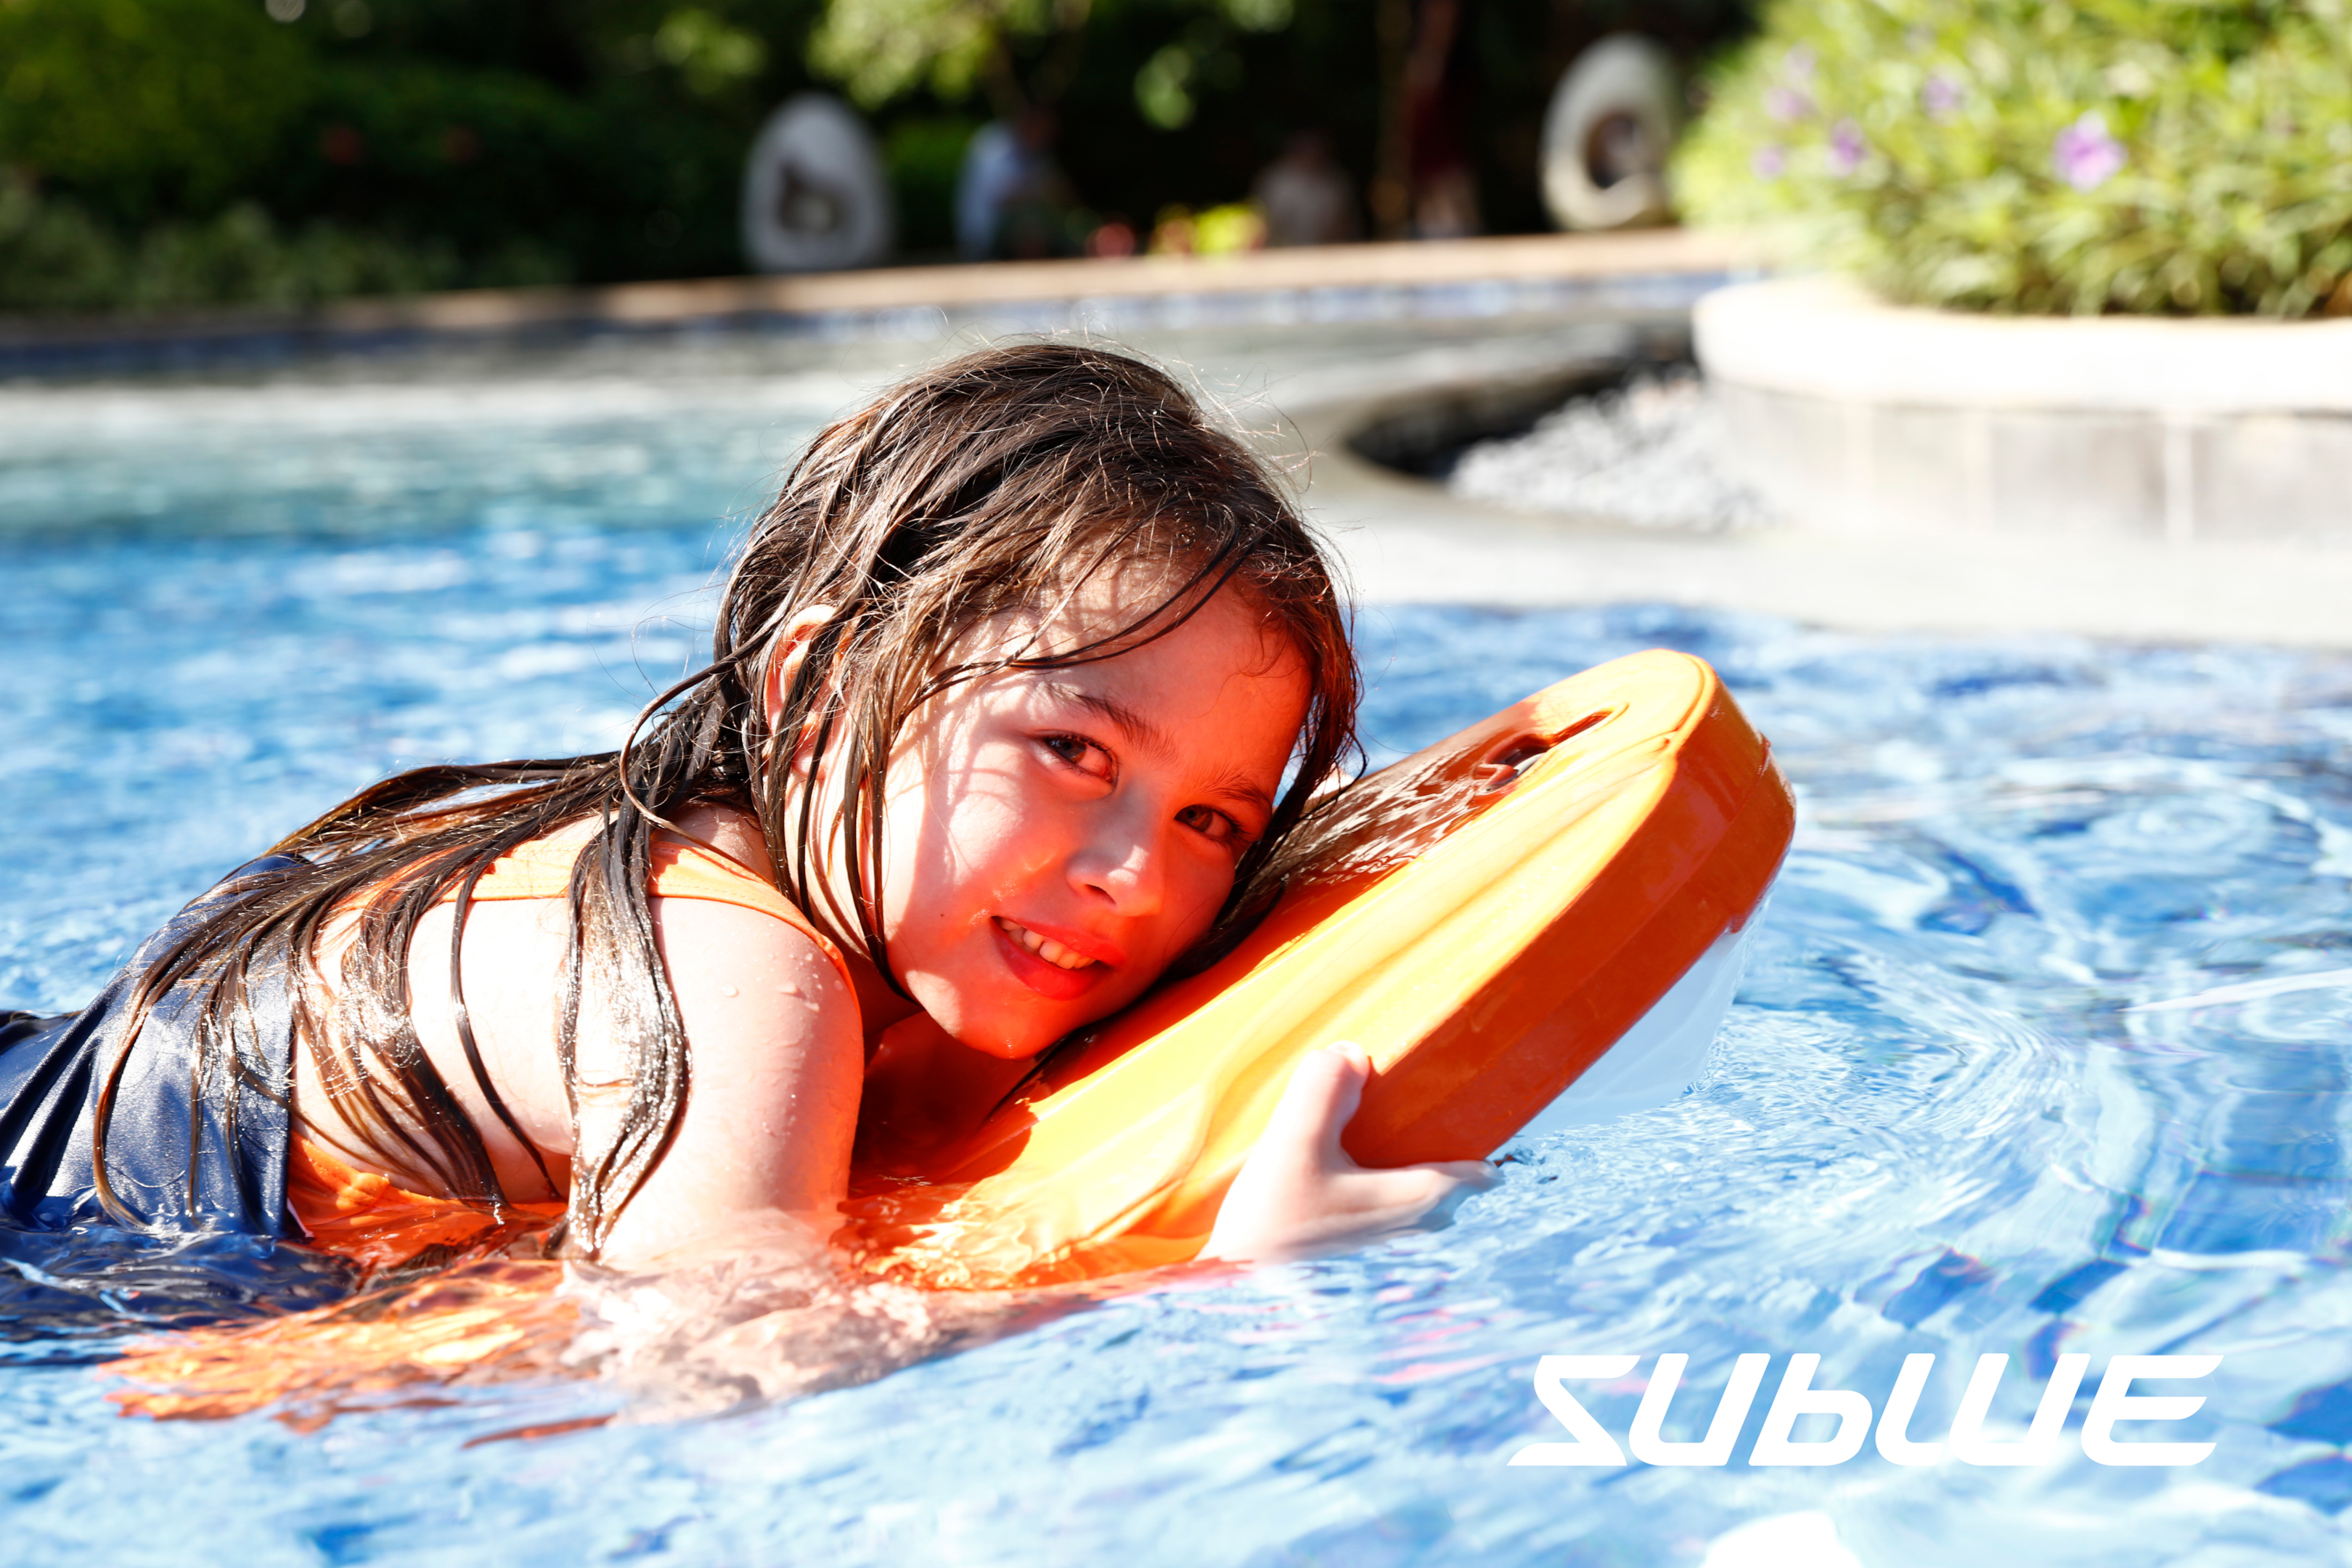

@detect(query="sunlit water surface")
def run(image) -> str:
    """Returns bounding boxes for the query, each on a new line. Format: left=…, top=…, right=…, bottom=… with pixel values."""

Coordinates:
left=5, top=383, right=2352, bottom=1566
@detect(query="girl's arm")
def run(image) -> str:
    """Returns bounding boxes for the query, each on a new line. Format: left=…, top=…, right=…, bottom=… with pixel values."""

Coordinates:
left=1201, top=1043, right=1497, bottom=1263
left=589, top=896, right=865, bottom=1267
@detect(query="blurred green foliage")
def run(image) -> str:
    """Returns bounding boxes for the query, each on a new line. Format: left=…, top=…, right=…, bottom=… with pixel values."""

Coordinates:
left=810, top=0, right=1016, bottom=106
left=1674, top=0, right=2352, bottom=317
left=0, top=0, right=822, bottom=312
left=0, top=173, right=473, bottom=311
left=883, top=116, right=983, bottom=251
left=0, top=0, right=314, bottom=221
left=0, top=0, right=1758, bottom=315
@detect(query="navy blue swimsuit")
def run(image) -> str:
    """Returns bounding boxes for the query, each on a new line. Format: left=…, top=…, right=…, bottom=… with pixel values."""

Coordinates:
left=0, top=858, right=303, bottom=1238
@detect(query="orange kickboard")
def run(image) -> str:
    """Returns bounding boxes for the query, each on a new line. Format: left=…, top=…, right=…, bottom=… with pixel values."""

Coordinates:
left=844, top=649, right=1795, bottom=1288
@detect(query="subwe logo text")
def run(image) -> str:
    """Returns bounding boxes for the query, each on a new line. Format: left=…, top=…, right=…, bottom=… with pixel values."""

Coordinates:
left=1510, top=1352, right=2218, bottom=1468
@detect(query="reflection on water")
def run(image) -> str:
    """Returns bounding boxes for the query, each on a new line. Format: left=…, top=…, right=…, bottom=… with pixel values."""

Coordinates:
left=4, top=390, right=2352, bottom=1564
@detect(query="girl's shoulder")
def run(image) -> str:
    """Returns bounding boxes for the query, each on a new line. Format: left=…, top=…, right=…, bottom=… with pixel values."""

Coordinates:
left=453, top=807, right=854, bottom=997
left=646, top=814, right=854, bottom=997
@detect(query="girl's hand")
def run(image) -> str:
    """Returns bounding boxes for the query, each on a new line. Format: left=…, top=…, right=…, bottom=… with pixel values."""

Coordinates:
left=1203, top=1042, right=1498, bottom=1263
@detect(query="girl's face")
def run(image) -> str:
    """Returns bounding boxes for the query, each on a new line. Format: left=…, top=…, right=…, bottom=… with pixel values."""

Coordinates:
left=870, top=583, right=1311, bottom=1060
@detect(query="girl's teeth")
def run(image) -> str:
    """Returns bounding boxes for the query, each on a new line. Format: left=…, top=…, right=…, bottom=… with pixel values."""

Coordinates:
left=997, top=917, right=1095, bottom=970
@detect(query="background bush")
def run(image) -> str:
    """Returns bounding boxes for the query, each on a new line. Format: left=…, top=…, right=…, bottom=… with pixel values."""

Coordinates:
left=0, top=0, right=776, bottom=311
left=1674, top=0, right=2352, bottom=317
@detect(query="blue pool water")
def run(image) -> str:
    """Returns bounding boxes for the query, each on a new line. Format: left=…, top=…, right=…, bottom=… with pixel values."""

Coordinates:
left=5, top=380, right=2352, bottom=1565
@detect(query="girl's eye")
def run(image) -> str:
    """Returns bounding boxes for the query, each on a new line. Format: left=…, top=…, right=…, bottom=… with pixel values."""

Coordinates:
left=1176, top=803, right=1247, bottom=847
left=1040, top=732, right=1112, bottom=779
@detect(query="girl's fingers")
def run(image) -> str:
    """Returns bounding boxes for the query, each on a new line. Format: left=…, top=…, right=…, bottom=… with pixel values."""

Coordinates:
left=1353, top=1160, right=1498, bottom=1225
left=1432, top=1158, right=1502, bottom=1190
left=1207, top=1045, right=1501, bottom=1261
left=1262, top=1042, right=1368, bottom=1161
left=1368, top=1162, right=1493, bottom=1207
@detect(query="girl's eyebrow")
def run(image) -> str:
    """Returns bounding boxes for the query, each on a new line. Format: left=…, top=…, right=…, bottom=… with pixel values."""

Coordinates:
left=1043, top=682, right=1275, bottom=817
left=1203, top=767, right=1278, bottom=820
left=1042, top=682, right=1172, bottom=759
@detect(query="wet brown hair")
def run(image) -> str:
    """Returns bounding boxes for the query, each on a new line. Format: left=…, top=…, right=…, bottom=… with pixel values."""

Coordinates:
left=96, top=343, right=1360, bottom=1257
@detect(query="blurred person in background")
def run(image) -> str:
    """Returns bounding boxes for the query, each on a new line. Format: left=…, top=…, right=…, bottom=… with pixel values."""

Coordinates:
left=1251, top=129, right=1359, bottom=248
left=1404, top=0, right=1481, bottom=238
left=955, top=107, right=1084, bottom=261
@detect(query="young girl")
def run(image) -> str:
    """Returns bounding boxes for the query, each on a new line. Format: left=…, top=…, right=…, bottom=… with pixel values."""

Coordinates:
left=0, top=344, right=1485, bottom=1278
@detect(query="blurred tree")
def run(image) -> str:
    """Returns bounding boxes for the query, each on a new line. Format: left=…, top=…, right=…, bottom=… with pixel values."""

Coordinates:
left=0, top=0, right=834, bottom=307
left=886, top=115, right=987, bottom=251
left=809, top=0, right=1038, bottom=111
left=0, top=0, right=1755, bottom=311
left=276, top=0, right=826, bottom=282
left=0, top=0, right=315, bottom=224
left=809, top=0, right=1758, bottom=247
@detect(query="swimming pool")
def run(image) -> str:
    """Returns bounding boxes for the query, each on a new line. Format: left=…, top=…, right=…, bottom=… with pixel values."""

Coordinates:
left=6, top=370, right=2352, bottom=1565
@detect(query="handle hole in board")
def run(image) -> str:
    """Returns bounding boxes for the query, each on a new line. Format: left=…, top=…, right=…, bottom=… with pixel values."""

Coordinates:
left=1471, top=709, right=1612, bottom=795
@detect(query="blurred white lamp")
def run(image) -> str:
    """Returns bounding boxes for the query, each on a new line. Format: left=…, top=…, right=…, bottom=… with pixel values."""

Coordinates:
left=741, top=94, right=893, bottom=274
left=1542, top=35, right=1683, bottom=232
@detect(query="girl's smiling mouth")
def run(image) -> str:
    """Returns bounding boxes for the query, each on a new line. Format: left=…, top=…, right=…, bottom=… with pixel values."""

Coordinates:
left=991, top=915, right=1119, bottom=1000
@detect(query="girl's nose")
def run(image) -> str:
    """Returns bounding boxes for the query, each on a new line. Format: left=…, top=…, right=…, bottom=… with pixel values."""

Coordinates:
left=1070, top=812, right=1165, bottom=915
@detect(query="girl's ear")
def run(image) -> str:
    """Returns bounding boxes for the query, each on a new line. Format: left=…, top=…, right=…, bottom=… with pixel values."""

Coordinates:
left=762, top=605, right=839, bottom=774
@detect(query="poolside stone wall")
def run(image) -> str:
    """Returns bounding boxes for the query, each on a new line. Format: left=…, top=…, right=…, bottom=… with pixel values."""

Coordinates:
left=1696, top=277, right=2352, bottom=546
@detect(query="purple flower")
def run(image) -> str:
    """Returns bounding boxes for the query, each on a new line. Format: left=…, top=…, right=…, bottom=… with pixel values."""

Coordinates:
left=2052, top=110, right=2125, bottom=191
left=1922, top=73, right=1963, bottom=121
left=1765, top=86, right=1813, bottom=122
left=1752, top=144, right=1787, bottom=179
left=1828, top=118, right=1866, bottom=175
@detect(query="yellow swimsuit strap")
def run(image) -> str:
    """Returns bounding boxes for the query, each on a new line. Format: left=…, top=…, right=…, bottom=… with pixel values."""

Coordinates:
left=448, top=827, right=856, bottom=995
